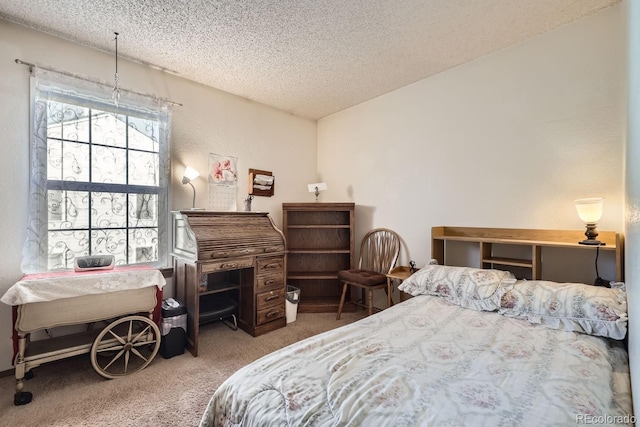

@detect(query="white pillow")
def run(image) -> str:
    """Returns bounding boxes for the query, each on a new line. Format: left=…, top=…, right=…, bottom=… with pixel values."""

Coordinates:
left=499, top=280, right=628, bottom=340
left=398, top=264, right=515, bottom=312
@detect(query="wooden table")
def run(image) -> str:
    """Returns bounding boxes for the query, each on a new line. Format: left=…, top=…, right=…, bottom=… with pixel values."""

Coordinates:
left=386, top=266, right=417, bottom=302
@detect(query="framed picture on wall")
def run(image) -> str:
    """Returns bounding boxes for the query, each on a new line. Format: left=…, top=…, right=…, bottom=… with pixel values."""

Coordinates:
left=208, top=153, right=238, bottom=211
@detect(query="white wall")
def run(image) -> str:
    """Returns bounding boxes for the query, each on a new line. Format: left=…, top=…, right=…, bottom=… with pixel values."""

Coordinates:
left=625, top=0, right=639, bottom=415
left=0, top=20, right=317, bottom=372
left=318, top=5, right=626, bottom=283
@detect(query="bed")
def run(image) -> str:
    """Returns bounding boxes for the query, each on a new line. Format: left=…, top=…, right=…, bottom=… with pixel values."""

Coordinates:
left=199, top=263, right=632, bottom=426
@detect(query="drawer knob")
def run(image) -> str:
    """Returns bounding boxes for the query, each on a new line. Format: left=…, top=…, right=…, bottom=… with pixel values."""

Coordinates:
left=266, top=311, right=279, bottom=318
left=220, top=263, right=237, bottom=269
left=265, top=295, right=279, bottom=301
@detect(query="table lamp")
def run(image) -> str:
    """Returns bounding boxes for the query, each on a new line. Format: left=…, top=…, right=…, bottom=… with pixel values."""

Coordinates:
left=307, top=182, right=327, bottom=202
left=574, top=197, right=605, bottom=245
left=182, top=166, right=200, bottom=209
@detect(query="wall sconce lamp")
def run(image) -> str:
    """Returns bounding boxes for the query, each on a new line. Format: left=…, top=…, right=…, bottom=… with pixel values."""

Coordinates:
left=307, top=182, right=327, bottom=202
left=182, top=166, right=200, bottom=209
left=574, top=197, right=605, bottom=246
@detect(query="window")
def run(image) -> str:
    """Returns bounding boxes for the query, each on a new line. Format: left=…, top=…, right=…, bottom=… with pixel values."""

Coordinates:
left=22, top=69, right=171, bottom=272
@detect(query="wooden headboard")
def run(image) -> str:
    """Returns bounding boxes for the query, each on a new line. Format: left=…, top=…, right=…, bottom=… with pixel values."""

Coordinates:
left=431, top=226, right=624, bottom=282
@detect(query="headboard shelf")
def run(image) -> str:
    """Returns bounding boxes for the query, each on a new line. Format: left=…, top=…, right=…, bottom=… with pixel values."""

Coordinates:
left=432, top=226, right=624, bottom=282
left=482, top=256, right=535, bottom=269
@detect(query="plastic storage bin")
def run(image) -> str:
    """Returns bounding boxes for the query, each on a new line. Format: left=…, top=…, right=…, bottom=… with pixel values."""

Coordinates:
left=160, top=298, right=187, bottom=359
left=285, top=285, right=300, bottom=323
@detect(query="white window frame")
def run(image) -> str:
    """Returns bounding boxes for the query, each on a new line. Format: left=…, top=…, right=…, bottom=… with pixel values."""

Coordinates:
left=21, top=68, right=172, bottom=272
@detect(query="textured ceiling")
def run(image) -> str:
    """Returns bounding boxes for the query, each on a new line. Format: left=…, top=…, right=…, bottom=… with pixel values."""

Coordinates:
left=0, top=0, right=620, bottom=119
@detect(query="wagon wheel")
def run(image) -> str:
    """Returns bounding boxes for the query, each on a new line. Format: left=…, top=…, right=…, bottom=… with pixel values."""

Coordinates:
left=90, top=315, right=160, bottom=379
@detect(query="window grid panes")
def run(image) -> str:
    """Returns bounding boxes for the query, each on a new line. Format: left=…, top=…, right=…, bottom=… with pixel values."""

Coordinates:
left=45, top=101, right=161, bottom=270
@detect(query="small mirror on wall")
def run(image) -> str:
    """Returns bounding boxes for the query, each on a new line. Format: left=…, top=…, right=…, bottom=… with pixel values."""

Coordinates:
left=248, top=169, right=275, bottom=197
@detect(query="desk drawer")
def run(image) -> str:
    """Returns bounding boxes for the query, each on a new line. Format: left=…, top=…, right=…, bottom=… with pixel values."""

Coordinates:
left=257, top=273, right=284, bottom=292
left=200, top=245, right=284, bottom=260
left=256, top=256, right=283, bottom=276
left=257, top=305, right=285, bottom=325
left=201, top=247, right=260, bottom=259
left=256, top=288, right=285, bottom=311
left=201, top=258, right=253, bottom=274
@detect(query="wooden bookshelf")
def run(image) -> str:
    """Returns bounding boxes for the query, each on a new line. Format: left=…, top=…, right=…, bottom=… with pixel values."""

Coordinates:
left=283, top=203, right=355, bottom=312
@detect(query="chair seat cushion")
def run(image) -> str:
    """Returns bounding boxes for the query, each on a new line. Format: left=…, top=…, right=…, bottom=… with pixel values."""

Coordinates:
left=338, top=269, right=387, bottom=286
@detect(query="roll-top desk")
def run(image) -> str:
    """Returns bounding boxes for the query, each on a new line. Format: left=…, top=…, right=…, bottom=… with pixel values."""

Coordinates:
left=171, top=211, right=287, bottom=356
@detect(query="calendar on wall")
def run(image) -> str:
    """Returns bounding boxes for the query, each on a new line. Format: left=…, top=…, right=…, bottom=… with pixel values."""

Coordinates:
left=208, top=153, right=238, bottom=211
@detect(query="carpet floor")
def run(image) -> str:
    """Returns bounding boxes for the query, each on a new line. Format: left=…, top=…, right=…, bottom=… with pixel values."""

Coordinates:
left=0, top=311, right=365, bottom=427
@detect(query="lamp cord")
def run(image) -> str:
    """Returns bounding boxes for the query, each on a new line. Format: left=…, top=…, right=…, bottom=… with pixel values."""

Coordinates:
left=594, top=245, right=606, bottom=287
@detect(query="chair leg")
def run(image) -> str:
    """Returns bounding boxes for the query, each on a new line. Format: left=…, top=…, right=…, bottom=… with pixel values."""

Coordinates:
left=337, top=282, right=349, bottom=320
left=368, top=289, right=374, bottom=316
left=221, top=314, right=238, bottom=331
left=387, top=280, right=392, bottom=308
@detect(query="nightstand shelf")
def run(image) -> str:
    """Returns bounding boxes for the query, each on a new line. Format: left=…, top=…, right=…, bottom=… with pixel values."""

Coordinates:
left=431, top=226, right=623, bottom=282
left=480, top=256, right=534, bottom=268
left=387, top=266, right=417, bottom=302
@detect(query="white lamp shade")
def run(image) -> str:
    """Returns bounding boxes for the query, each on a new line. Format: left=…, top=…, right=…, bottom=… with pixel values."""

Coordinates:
left=574, top=198, right=604, bottom=223
left=182, top=166, right=200, bottom=183
left=307, top=182, right=327, bottom=192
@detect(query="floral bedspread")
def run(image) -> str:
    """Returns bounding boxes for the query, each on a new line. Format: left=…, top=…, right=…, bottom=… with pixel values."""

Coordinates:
left=200, top=296, right=632, bottom=427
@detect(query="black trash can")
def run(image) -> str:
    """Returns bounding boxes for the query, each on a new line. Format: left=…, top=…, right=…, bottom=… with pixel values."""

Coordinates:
left=160, top=298, right=187, bottom=359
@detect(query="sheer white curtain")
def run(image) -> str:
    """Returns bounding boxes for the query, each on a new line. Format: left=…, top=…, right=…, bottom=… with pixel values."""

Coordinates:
left=21, top=68, right=172, bottom=273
